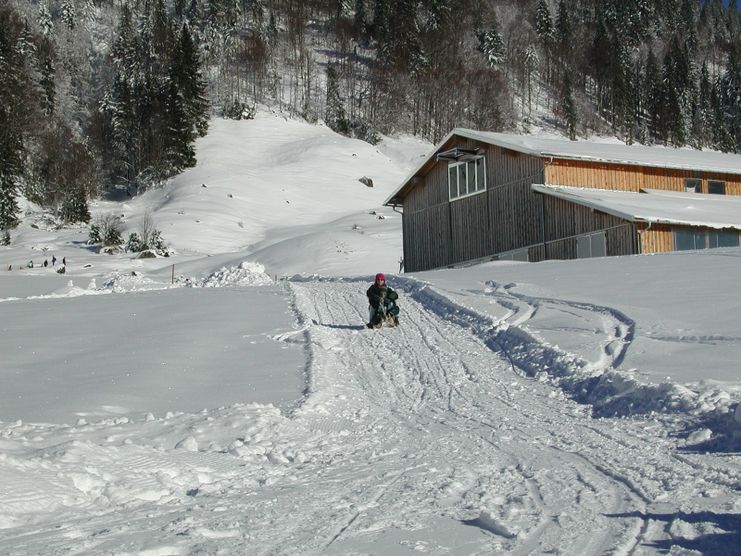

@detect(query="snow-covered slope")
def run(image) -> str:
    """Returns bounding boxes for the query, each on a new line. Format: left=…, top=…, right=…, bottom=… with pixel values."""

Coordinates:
left=0, top=112, right=738, bottom=554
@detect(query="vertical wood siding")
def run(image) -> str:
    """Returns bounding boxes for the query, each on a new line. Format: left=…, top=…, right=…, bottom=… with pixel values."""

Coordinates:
left=639, top=224, right=674, bottom=253
left=400, top=140, right=739, bottom=272
left=402, top=140, right=545, bottom=272
left=545, top=160, right=741, bottom=194
left=540, top=197, right=638, bottom=259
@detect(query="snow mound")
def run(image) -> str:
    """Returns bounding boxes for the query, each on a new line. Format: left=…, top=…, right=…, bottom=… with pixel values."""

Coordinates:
left=102, top=273, right=173, bottom=293
left=191, top=261, right=274, bottom=288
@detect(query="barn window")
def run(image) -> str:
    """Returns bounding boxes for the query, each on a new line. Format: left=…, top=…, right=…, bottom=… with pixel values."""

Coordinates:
left=708, top=180, right=725, bottom=194
left=576, top=231, right=606, bottom=259
left=448, top=156, right=486, bottom=201
left=674, top=229, right=740, bottom=250
left=684, top=178, right=701, bottom=193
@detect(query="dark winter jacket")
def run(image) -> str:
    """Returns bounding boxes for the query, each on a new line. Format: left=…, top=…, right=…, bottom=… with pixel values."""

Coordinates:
left=367, top=284, right=398, bottom=308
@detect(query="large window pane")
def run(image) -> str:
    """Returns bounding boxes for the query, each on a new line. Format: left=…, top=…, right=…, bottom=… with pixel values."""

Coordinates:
left=717, top=231, right=740, bottom=247
left=674, top=229, right=695, bottom=250
left=466, top=160, right=476, bottom=193
left=449, top=166, right=457, bottom=199
left=708, top=180, right=725, bottom=195
left=684, top=178, right=701, bottom=193
left=576, top=235, right=591, bottom=258
left=590, top=232, right=606, bottom=257
left=458, top=164, right=468, bottom=196
left=476, top=157, right=486, bottom=191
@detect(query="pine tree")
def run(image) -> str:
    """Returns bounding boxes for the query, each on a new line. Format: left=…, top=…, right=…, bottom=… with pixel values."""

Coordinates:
left=555, top=0, right=571, bottom=58
left=37, top=2, right=53, bottom=36
left=60, top=187, right=91, bottom=223
left=558, top=71, right=577, bottom=140
left=36, top=36, right=56, bottom=116
left=106, top=4, right=140, bottom=188
left=0, top=6, right=28, bottom=230
left=325, top=64, right=348, bottom=134
left=172, top=24, right=209, bottom=138
left=353, top=0, right=367, bottom=39
left=61, top=0, right=76, bottom=31
left=478, top=15, right=506, bottom=68
left=644, top=48, right=661, bottom=142
left=719, top=42, right=741, bottom=151
left=534, top=0, right=554, bottom=42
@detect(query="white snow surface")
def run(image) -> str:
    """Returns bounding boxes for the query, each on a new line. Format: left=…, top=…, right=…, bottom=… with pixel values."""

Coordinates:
left=0, top=112, right=739, bottom=554
left=533, top=184, right=741, bottom=229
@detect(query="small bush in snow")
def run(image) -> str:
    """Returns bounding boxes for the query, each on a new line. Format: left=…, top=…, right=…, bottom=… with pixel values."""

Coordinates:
left=126, top=214, right=168, bottom=255
left=126, top=232, right=143, bottom=252
left=223, top=98, right=255, bottom=120
left=89, top=214, right=123, bottom=247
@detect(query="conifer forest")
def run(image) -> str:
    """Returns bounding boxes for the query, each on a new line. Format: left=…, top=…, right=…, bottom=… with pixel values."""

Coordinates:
left=1, top=0, right=739, bottom=232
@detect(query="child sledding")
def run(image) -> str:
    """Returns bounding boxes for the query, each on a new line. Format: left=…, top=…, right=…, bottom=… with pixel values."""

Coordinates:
left=366, top=273, right=400, bottom=329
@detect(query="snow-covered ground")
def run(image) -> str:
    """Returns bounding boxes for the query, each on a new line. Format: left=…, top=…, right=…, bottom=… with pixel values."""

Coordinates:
left=0, top=112, right=738, bottom=554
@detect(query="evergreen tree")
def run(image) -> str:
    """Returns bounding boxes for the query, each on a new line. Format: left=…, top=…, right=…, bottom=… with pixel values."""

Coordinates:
left=0, top=6, right=28, bottom=230
left=172, top=24, right=209, bottom=138
left=353, top=0, right=367, bottom=39
left=719, top=42, right=741, bottom=151
left=558, top=71, right=577, bottom=140
left=555, top=0, right=571, bottom=58
left=478, top=15, right=506, bottom=68
left=105, top=4, right=140, bottom=188
left=37, top=2, right=53, bottom=36
left=325, top=64, right=348, bottom=134
left=644, top=48, right=662, bottom=142
left=36, top=36, right=56, bottom=116
left=534, top=0, right=554, bottom=42
left=60, top=187, right=91, bottom=223
left=61, top=0, right=76, bottom=31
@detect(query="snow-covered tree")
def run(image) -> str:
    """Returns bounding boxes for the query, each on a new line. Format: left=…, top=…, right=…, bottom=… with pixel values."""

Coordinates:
left=478, top=16, right=505, bottom=68
left=61, top=0, right=76, bottom=31
left=534, top=0, right=554, bottom=42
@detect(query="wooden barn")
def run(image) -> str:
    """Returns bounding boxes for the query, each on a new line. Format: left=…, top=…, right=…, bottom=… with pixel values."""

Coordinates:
left=384, top=129, right=741, bottom=272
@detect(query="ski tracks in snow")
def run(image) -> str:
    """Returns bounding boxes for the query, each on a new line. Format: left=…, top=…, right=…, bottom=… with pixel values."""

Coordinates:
left=285, top=279, right=651, bottom=553
left=0, top=277, right=737, bottom=554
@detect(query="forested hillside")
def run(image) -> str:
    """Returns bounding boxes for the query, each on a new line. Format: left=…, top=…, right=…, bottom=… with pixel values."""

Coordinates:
left=1, top=0, right=739, bottom=236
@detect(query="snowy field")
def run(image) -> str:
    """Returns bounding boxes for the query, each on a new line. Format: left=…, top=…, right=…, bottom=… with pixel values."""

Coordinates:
left=0, top=112, right=739, bottom=554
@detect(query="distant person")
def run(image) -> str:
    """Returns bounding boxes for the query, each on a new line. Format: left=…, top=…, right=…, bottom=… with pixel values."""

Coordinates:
left=62, top=257, right=66, bottom=266
left=27, top=260, right=34, bottom=268
left=52, top=255, right=56, bottom=266
left=7, top=264, right=11, bottom=271
left=43, top=259, right=48, bottom=267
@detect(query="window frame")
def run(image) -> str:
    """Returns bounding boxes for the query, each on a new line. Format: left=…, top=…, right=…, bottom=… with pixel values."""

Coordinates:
left=448, top=155, right=487, bottom=202
left=707, top=180, right=725, bottom=195
left=684, top=178, right=701, bottom=193
left=674, top=229, right=740, bottom=250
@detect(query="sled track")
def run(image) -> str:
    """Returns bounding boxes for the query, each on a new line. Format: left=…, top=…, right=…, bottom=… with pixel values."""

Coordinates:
left=288, top=278, right=660, bottom=554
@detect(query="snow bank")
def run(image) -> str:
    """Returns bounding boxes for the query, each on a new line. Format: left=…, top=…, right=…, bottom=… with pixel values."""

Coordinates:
left=184, top=261, right=274, bottom=287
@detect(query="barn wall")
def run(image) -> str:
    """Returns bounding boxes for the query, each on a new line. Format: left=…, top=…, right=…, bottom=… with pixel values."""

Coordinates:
left=639, top=224, right=674, bottom=253
left=401, top=140, right=740, bottom=272
left=402, top=139, right=545, bottom=272
left=545, top=160, right=741, bottom=195
left=539, top=197, right=638, bottom=260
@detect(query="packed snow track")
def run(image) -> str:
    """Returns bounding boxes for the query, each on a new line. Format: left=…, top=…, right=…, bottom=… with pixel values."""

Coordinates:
left=0, top=278, right=737, bottom=555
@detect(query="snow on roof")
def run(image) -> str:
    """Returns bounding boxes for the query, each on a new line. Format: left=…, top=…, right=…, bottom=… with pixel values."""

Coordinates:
left=455, top=129, right=741, bottom=174
left=532, top=184, right=741, bottom=230
left=385, top=128, right=741, bottom=205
